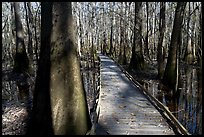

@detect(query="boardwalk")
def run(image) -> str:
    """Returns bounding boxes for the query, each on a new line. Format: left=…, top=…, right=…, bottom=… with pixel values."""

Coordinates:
left=95, top=54, right=175, bottom=135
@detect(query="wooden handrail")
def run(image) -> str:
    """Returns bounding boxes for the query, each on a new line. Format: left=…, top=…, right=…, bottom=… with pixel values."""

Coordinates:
left=90, top=54, right=190, bottom=135
left=113, top=59, right=190, bottom=135
left=86, top=55, right=101, bottom=135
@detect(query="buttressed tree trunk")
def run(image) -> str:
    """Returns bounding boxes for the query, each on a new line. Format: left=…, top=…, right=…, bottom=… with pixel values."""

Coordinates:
left=50, top=2, right=91, bottom=134
left=27, top=2, right=91, bottom=135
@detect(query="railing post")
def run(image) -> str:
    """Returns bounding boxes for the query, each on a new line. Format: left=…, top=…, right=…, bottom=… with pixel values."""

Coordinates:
left=87, top=55, right=101, bottom=135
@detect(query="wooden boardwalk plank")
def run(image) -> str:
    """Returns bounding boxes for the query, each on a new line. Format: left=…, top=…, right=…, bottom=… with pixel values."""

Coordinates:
left=95, top=54, right=175, bottom=135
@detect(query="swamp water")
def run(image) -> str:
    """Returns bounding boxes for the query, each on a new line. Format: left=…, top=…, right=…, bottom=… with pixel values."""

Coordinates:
left=144, top=67, right=202, bottom=135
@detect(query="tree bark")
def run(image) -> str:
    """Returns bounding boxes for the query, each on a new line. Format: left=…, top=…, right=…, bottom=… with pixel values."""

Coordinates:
left=184, top=3, right=193, bottom=64
left=162, top=2, right=187, bottom=91
left=27, top=2, right=91, bottom=135
left=109, top=25, right=113, bottom=56
left=24, top=2, right=33, bottom=59
left=27, top=2, right=54, bottom=135
left=122, top=2, right=127, bottom=65
left=129, top=2, right=144, bottom=70
left=118, top=2, right=124, bottom=64
left=13, top=2, right=29, bottom=74
left=34, top=4, right=40, bottom=64
left=144, top=2, right=150, bottom=59
left=13, top=2, right=30, bottom=104
left=108, top=3, right=114, bottom=56
left=157, top=2, right=166, bottom=79
left=51, top=3, right=91, bottom=134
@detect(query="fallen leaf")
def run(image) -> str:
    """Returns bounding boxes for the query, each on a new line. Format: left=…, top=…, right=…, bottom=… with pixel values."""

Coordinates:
left=119, top=105, right=126, bottom=108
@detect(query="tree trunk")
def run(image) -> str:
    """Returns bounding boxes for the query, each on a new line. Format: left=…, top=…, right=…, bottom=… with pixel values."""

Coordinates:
left=13, top=2, right=30, bottom=104
left=108, top=3, right=114, bottom=56
left=122, top=40, right=127, bottom=65
left=27, top=2, right=91, bottom=135
left=118, top=3, right=123, bottom=63
left=51, top=2, right=92, bottom=134
left=122, top=2, right=127, bottom=65
left=184, top=3, right=193, bottom=64
left=102, top=2, right=107, bottom=55
left=24, top=2, right=33, bottom=59
left=33, top=4, right=40, bottom=64
left=13, top=2, right=29, bottom=74
left=103, top=32, right=107, bottom=55
left=109, top=25, right=113, bottom=56
left=27, top=2, right=54, bottom=135
left=144, top=2, right=150, bottom=59
left=157, top=2, right=166, bottom=79
left=162, top=2, right=187, bottom=91
left=129, top=2, right=144, bottom=70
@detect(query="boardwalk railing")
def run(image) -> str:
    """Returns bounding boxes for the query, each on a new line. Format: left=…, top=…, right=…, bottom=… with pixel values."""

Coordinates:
left=87, top=54, right=190, bottom=135
left=86, top=55, right=101, bottom=135
left=111, top=57, right=190, bottom=135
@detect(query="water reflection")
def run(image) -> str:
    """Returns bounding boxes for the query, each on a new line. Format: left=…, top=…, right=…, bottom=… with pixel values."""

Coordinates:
left=145, top=67, right=202, bottom=135
left=81, top=63, right=99, bottom=115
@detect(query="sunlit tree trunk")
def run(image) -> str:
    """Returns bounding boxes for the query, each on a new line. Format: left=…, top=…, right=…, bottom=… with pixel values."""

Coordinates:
left=34, top=4, right=40, bottom=64
left=102, top=2, right=107, bottom=55
left=118, top=2, right=124, bottom=63
left=109, top=25, right=113, bottom=56
left=122, top=2, right=127, bottom=65
left=50, top=2, right=92, bottom=134
left=27, top=2, right=91, bottom=135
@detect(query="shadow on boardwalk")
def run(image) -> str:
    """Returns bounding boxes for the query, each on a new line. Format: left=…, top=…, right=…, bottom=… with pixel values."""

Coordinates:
left=95, top=54, right=175, bottom=135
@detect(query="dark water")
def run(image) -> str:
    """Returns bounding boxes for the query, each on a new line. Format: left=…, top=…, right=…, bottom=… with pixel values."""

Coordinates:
left=81, top=70, right=97, bottom=112
left=80, top=57, right=100, bottom=115
left=145, top=67, right=202, bottom=135
left=80, top=55, right=202, bottom=135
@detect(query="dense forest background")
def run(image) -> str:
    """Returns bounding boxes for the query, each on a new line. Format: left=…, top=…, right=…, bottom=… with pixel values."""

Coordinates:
left=2, top=2, right=202, bottom=135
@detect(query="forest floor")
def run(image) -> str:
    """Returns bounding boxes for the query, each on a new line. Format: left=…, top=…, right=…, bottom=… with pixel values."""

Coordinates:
left=2, top=100, right=30, bottom=135
left=2, top=55, right=98, bottom=135
left=2, top=71, right=34, bottom=135
left=2, top=69, right=35, bottom=135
